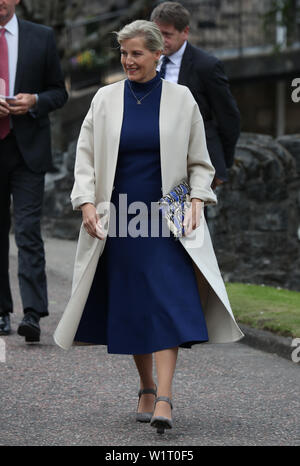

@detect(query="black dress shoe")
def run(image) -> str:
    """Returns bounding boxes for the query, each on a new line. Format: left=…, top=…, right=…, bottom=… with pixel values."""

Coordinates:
left=0, top=313, right=11, bottom=335
left=17, top=311, right=40, bottom=342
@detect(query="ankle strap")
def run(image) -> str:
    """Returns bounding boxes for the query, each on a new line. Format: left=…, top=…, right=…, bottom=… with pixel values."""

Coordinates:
left=155, top=396, right=173, bottom=410
left=138, top=386, right=157, bottom=398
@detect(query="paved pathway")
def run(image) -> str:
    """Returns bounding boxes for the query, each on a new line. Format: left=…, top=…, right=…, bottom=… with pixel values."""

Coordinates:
left=0, top=235, right=299, bottom=446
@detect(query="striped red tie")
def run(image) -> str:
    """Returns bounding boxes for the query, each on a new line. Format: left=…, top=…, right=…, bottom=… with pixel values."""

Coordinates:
left=0, top=28, right=10, bottom=139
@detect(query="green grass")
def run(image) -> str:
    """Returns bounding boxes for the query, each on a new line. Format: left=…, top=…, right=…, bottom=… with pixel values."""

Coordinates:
left=225, top=282, right=300, bottom=338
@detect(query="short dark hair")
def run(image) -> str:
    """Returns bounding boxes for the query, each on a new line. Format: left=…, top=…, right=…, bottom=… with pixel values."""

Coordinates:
left=150, top=2, right=190, bottom=32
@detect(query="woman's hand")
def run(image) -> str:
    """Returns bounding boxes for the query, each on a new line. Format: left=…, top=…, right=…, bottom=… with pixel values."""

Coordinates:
left=81, top=203, right=106, bottom=240
left=183, top=198, right=204, bottom=236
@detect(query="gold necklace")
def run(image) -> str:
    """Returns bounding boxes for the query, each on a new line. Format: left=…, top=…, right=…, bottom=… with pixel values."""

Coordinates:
left=127, top=78, right=162, bottom=104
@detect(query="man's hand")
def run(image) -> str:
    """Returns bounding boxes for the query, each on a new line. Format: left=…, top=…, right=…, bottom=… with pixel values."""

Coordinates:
left=183, top=198, right=204, bottom=236
left=211, top=176, right=224, bottom=190
left=8, top=93, right=37, bottom=115
left=0, top=98, right=10, bottom=118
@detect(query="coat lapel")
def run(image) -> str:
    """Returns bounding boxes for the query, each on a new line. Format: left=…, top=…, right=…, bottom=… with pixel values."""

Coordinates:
left=159, top=80, right=168, bottom=195
left=178, top=42, right=194, bottom=85
left=159, top=80, right=181, bottom=195
left=14, top=19, right=30, bottom=94
left=104, top=80, right=125, bottom=199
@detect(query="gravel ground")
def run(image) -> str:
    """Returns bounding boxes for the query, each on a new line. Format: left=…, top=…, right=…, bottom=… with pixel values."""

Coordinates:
left=0, top=236, right=299, bottom=447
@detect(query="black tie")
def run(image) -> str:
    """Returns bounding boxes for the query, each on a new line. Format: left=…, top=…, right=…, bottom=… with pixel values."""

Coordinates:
left=160, top=56, right=170, bottom=79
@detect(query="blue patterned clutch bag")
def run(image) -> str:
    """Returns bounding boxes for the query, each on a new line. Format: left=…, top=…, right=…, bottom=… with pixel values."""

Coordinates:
left=158, top=180, right=191, bottom=238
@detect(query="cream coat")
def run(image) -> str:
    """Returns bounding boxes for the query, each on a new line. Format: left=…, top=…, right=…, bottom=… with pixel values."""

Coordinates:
left=53, top=79, right=244, bottom=350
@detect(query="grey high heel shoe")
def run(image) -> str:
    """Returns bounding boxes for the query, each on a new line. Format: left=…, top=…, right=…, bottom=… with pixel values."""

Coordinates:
left=136, top=385, right=157, bottom=423
left=150, top=396, right=173, bottom=434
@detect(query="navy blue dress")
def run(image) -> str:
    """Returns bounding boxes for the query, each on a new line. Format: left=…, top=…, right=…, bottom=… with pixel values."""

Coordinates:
left=75, top=73, right=209, bottom=354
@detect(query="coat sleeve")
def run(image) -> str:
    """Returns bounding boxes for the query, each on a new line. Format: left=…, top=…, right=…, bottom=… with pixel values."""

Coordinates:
left=187, top=95, right=218, bottom=205
left=35, top=28, right=68, bottom=117
left=203, top=60, right=241, bottom=169
left=71, top=99, right=96, bottom=210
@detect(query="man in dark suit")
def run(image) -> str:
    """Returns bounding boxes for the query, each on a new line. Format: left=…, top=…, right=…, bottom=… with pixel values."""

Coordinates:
left=0, top=0, right=68, bottom=341
left=151, top=1, right=241, bottom=190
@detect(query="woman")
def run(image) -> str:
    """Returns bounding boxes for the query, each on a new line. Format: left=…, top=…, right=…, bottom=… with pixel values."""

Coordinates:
left=54, top=20, right=244, bottom=434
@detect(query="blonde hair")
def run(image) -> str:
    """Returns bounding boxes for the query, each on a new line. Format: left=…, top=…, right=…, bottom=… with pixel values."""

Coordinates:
left=115, top=20, right=164, bottom=52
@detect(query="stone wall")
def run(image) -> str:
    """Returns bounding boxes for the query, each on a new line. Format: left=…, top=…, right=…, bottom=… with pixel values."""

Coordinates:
left=185, top=0, right=276, bottom=51
left=42, top=132, right=300, bottom=291
left=207, top=133, right=300, bottom=290
left=229, top=77, right=299, bottom=136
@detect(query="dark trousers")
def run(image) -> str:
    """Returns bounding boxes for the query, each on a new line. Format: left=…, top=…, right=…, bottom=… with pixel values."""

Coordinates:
left=0, top=132, right=48, bottom=317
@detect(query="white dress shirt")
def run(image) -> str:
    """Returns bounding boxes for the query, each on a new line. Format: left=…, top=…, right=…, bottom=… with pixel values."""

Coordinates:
left=0, top=14, right=38, bottom=118
left=157, top=40, right=187, bottom=83
left=0, top=14, right=18, bottom=96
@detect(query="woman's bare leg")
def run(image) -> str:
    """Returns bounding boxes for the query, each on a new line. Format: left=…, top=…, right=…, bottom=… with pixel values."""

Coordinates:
left=153, top=346, right=178, bottom=419
left=133, top=353, right=156, bottom=413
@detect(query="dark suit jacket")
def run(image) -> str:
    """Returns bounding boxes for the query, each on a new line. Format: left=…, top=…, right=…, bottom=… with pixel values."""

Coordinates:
left=178, top=42, right=240, bottom=181
left=11, top=18, right=68, bottom=173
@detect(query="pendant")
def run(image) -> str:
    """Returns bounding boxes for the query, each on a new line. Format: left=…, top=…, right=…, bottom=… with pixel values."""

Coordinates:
left=137, top=100, right=141, bottom=104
